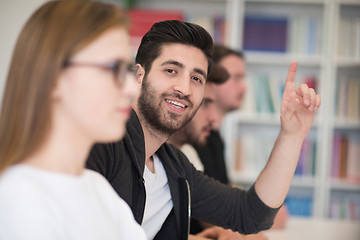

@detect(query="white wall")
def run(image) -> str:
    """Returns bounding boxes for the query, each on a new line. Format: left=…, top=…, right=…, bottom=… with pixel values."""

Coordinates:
left=0, top=0, right=46, bottom=104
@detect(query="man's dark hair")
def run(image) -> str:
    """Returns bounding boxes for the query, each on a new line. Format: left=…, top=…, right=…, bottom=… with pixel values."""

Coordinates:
left=135, top=20, right=214, bottom=75
left=207, top=64, right=229, bottom=85
left=213, top=44, right=244, bottom=64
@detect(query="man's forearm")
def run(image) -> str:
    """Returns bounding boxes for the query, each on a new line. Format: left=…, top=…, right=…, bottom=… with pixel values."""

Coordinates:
left=254, top=61, right=320, bottom=209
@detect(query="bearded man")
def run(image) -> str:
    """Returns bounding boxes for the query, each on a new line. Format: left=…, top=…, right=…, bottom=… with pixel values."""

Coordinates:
left=86, top=20, right=321, bottom=240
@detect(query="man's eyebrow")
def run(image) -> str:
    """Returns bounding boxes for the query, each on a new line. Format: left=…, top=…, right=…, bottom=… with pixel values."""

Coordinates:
left=161, top=60, right=207, bottom=79
left=194, top=68, right=207, bottom=79
left=161, top=60, right=184, bottom=68
left=201, top=97, right=214, bottom=106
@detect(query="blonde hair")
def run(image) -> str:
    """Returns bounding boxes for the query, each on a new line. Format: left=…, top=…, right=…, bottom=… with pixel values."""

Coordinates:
left=0, top=0, right=127, bottom=174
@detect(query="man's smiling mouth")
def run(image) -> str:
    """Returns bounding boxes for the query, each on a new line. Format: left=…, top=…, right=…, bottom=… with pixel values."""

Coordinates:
left=165, top=99, right=187, bottom=109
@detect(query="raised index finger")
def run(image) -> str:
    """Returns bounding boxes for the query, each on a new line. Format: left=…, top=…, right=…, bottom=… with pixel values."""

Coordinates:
left=284, top=61, right=298, bottom=92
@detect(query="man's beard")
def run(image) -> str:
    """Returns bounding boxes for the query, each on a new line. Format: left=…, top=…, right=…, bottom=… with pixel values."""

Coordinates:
left=137, top=77, right=199, bottom=136
left=184, top=125, right=207, bottom=147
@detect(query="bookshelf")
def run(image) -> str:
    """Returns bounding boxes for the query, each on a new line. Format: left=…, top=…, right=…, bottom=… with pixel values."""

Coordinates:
left=130, top=0, right=360, bottom=220
left=221, top=0, right=360, bottom=220
left=221, top=0, right=325, bottom=220
left=328, top=0, right=360, bottom=221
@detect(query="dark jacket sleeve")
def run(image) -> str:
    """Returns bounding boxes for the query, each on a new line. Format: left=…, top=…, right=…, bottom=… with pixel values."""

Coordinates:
left=86, top=142, right=127, bottom=198
left=174, top=148, right=279, bottom=234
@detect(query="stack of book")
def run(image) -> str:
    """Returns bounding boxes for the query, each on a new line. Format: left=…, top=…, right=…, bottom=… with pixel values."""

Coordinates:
left=295, top=138, right=317, bottom=177
left=243, top=16, right=288, bottom=53
left=335, top=78, right=360, bottom=122
left=289, top=16, right=323, bottom=57
left=233, top=135, right=316, bottom=179
left=332, top=134, right=360, bottom=184
left=285, top=195, right=313, bottom=217
left=337, top=17, right=360, bottom=60
left=233, top=132, right=276, bottom=178
left=186, top=14, right=226, bottom=44
left=242, top=74, right=317, bottom=115
left=329, top=195, right=360, bottom=220
left=128, top=9, right=184, bottom=54
left=243, top=15, right=323, bottom=56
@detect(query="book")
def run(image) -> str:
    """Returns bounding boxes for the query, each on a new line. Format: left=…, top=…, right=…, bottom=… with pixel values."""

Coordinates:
left=336, top=77, right=360, bottom=121
left=186, top=15, right=214, bottom=38
left=339, top=136, right=348, bottom=179
left=347, top=79, right=360, bottom=121
left=268, top=75, right=285, bottom=114
left=295, top=138, right=316, bottom=177
left=232, top=133, right=258, bottom=178
left=243, top=16, right=288, bottom=53
left=289, top=16, right=322, bottom=56
left=337, top=17, right=360, bottom=59
left=332, top=134, right=360, bottom=183
left=285, top=195, right=313, bottom=217
left=332, top=134, right=341, bottom=179
left=128, top=9, right=184, bottom=53
left=336, top=77, right=350, bottom=121
left=249, top=74, right=317, bottom=115
left=253, top=75, right=275, bottom=113
left=186, top=14, right=226, bottom=44
left=346, top=138, right=360, bottom=184
left=329, top=196, right=360, bottom=220
left=213, top=15, right=226, bottom=44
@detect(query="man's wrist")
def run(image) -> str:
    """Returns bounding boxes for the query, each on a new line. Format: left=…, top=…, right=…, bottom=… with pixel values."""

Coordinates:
left=277, top=130, right=306, bottom=144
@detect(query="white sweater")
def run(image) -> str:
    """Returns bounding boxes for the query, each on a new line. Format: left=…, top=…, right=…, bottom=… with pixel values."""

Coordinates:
left=0, top=165, right=147, bottom=240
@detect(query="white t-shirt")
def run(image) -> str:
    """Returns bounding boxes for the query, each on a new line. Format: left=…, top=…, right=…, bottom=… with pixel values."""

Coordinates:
left=0, top=165, right=147, bottom=240
left=181, top=144, right=204, bottom=171
left=142, top=154, right=173, bottom=239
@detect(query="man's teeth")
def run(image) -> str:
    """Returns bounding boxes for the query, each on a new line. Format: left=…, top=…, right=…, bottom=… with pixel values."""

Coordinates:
left=166, top=100, right=186, bottom=108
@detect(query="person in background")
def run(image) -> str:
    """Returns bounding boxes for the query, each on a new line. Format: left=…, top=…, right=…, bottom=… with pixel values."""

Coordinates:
left=168, top=64, right=267, bottom=240
left=194, top=45, right=289, bottom=234
left=194, top=45, right=245, bottom=185
left=86, top=19, right=321, bottom=240
left=0, top=1, right=146, bottom=239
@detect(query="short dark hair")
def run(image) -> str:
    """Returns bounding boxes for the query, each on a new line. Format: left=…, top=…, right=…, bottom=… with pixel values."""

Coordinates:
left=213, top=44, right=244, bottom=64
left=206, top=64, right=229, bottom=85
left=135, top=20, right=214, bottom=75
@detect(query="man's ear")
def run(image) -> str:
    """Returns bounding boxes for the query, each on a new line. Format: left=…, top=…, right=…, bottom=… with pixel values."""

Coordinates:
left=136, top=64, right=145, bottom=85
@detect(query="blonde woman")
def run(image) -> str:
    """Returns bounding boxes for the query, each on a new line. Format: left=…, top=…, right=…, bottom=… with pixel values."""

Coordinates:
left=0, top=0, right=146, bottom=239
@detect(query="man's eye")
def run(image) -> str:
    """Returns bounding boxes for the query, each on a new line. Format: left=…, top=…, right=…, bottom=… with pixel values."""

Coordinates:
left=165, top=69, right=176, bottom=74
left=193, top=76, right=203, bottom=83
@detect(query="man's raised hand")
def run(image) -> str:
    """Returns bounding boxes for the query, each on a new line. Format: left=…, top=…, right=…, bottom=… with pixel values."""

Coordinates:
left=280, top=61, right=321, bottom=138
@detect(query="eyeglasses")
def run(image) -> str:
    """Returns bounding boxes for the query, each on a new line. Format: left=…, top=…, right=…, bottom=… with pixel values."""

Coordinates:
left=63, top=60, right=137, bottom=86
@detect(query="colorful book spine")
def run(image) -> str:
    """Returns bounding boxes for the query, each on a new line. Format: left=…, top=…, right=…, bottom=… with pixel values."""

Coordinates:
left=337, top=17, right=360, bottom=60
left=243, top=74, right=316, bottom=115
left=294, top=138, right=316, bottom=177
left=285, top=196, right=313, bottom=217
left=186, top=14, right=226, bottom=44
left=289, top=15, right=323, bottom=56
left=234, top=134, right=316, bottom=178
left=329, top=196, right=360, bottom=220
left=128, top=9, right=184, bottom=52
left=243, top=16, right=288, bottom=53
left=331, top=134, right=360, bottom=184
left=242, top=14, right=323, bottom=56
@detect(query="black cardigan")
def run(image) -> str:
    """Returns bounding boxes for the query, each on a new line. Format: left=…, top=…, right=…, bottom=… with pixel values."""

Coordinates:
left=86, top=110, right=279, bottom=239
left=195, top=130, right=229, bottom=185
